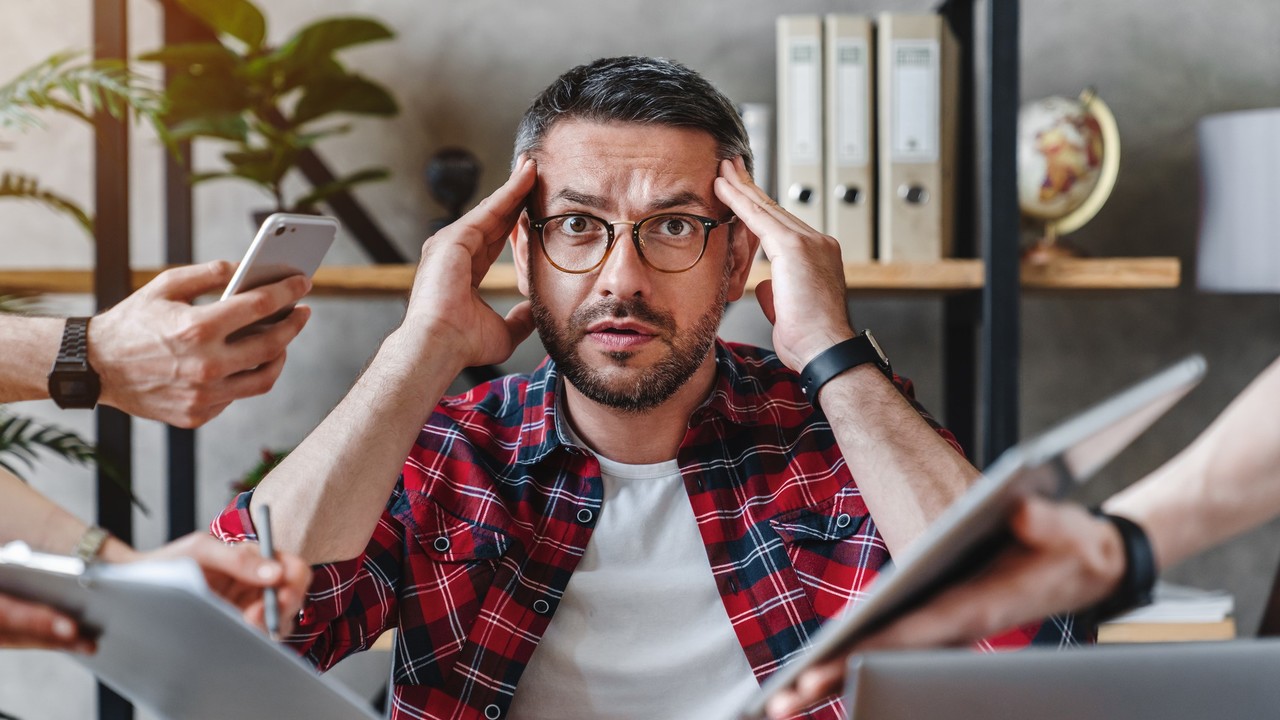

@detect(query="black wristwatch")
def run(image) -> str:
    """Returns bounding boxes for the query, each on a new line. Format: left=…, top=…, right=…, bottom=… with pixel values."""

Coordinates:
left=799, top=330, right=892, bottom=405
left=47, top=317, right=101, bottom=410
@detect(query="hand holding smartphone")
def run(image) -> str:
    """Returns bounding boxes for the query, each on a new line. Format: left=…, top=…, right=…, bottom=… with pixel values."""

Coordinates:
left=222, top=213, right=337, bottom=340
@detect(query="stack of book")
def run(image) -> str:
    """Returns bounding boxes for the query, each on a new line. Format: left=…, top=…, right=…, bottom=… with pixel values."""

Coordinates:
left=1098, top=581, right=1236, bottom=643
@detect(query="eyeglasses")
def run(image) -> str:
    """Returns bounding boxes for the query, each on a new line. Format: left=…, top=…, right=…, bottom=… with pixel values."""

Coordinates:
left=529, top=212, right=736, bottom=274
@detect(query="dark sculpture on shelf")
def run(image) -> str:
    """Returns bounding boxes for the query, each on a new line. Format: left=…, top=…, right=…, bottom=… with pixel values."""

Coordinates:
left=424, top=147, right=482, bottom=234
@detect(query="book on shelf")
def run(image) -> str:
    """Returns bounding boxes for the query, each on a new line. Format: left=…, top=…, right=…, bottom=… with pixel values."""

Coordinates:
left=1098, top=581, right=1236, bottom=644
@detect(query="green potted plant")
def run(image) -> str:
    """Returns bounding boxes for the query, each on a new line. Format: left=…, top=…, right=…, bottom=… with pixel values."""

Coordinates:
left=138, top=0, right=399, bottom=217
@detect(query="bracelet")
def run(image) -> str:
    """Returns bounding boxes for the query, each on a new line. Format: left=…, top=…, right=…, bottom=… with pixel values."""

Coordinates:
left=73, top=525, right=110, bottom=564
left=1087, top=510, right=1157, bottom=623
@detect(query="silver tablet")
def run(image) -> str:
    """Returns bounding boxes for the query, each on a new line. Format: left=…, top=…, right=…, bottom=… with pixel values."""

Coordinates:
left=740, top=354, right=1207, bottom=718
left=0, top=543, right=380, bottom=720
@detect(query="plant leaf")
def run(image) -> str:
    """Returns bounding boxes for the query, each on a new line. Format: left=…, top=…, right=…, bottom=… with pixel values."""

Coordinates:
left=0, top=410, right=148, bottom=513
left=167, top=113, right=249, bottom=142
left=291, top=74, right=398, bottom=126
left=291, top=167, right=389, bottom=210
left=293, top=17, right=393, bottom=55
left=136, top=42, right=238, bottom=71
left=0, top=51, right=164, bottom=131
left=0, top=171, right=93, bottom=235
left=171, top=0, right=266, bottom=50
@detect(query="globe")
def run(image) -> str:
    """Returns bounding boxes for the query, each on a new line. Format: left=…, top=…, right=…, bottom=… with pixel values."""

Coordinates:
left=1016, top=89, right=1120, bottom=261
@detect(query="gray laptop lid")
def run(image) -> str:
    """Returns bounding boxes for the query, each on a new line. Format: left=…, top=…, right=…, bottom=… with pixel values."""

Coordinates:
left=846, top=640, right=1280, bottom=719
left=0, top=545, right=380, bottom=720
left=741, top=355, right=1207, bottom=718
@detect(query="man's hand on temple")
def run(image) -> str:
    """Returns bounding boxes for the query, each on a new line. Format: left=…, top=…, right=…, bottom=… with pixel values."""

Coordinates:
left=396, top=156, right=539, bottom=370
left=713, top=155, right=854, bottom=370
left=88, top=261, right=311, bottom=428
left=763, top=496, right=1125, bottom=719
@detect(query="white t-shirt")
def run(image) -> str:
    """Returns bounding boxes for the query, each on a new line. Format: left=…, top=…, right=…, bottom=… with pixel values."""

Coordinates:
left=507, top=452, right=759, bottom=720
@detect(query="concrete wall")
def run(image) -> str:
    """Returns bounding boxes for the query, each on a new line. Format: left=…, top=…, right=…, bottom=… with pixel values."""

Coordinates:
left=0, top=0, right=1277, bottom=716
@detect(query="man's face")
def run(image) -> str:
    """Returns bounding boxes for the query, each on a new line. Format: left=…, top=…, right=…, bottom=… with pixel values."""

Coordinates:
left=512, top=120, right=754, bottom=413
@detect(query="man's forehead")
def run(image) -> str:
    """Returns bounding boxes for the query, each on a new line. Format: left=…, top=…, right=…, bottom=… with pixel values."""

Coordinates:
left=532, top=119, right=722, bottom=208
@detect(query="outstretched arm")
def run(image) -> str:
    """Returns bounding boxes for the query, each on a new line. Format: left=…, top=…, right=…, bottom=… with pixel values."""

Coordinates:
left=714, top=156, right=978, bottom=556
left=0, top=261, right=311, bottom=428
left=249, top=158, right=539, bottom=564
left=0, top=468, right=310, bottom=651
left=766, top=354, right=1280, bottom=718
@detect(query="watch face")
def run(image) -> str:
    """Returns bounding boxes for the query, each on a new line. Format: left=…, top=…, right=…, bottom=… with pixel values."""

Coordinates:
left=57, top=379, right=92, bottom=397
left=49, top=368, right=100, bottom=409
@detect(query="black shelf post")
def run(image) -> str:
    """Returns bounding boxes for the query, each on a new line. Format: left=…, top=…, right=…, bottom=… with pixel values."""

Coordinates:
left=980, top=0, right=1021, bottom=464
left=92, top=2, right=135, bottom=718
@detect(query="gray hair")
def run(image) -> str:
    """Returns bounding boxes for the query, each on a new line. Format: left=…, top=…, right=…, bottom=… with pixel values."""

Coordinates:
left=513, top=56, right=753, bottom=176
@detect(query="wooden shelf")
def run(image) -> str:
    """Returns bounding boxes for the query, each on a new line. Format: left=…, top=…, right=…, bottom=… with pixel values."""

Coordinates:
left=0, top=257, right=1180, bottom=297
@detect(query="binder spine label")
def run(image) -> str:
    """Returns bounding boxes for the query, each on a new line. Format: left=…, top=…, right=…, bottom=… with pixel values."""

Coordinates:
left=834, top=39, right=870, bottom=167
left=890, top=39, right=940, bottom=163
left=787, top=37, right=822, bottom=165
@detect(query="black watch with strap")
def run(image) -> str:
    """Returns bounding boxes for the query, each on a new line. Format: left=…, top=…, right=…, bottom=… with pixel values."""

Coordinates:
left=47, top=316, right=101, bottom=410
left=798, top=330, right=892, bottom=405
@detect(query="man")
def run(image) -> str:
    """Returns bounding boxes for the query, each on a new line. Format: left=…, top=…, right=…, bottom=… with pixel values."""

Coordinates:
left=0, top=261, right=312, bottom=647
left=766, top=352, right=1280, bottom=718
left=215, top=57, right=1075, bottom=719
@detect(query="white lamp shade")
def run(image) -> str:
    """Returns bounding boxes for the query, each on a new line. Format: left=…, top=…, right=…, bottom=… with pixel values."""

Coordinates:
left=1197, top=107, right=1280, bottom=293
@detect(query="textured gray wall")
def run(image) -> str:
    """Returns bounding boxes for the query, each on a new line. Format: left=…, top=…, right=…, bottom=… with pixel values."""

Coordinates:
left=1, top=0, right=1279, bottom=716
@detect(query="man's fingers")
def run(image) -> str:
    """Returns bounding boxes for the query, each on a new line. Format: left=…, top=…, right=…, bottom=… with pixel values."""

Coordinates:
left=0, top=594, right=84, bottom=651
left=220, top=352, right=288, bottom=401
left=145, top=260, right=235, bottom=302
left=198, top=274, right=311, bottom=338
left=449, top=157, right=538, bottom=254
left=224, top=305, right=310, bottom=372
left=764, top=658, right=845, bottom=719
left=715, top=157, right=813, bottom=240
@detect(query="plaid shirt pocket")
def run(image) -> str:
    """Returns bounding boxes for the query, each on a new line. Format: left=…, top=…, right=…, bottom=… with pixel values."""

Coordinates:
left=770, top=494, right=886, bottom=619
left=392, top=491, right=515, bottom=686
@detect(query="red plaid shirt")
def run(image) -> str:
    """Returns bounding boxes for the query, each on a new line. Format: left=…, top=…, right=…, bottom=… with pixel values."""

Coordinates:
left=213, top=341, right=1079, bottom=720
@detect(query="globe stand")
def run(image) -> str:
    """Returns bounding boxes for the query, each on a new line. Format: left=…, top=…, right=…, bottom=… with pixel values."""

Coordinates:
left=1022, top=225, right=1088, bottom=265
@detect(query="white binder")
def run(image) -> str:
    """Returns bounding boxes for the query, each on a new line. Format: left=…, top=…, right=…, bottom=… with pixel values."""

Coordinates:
left=876, top=13, right=959, bottom=262
left=776, top=15, right=825, bottom=231
left=824, top=14, right=875, bottom=261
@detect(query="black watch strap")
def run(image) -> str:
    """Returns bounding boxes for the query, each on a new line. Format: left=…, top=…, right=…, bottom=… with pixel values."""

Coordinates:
left=1087, top=510, right=1158, bottom=623
left=47, top=316, right=101, bottom=409
left=798, top=331, right=892, bottom=405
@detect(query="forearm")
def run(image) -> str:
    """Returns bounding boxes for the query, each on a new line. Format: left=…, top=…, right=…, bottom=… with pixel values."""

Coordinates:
left=0, top=470, right=135, bottom=561
left=1106, top=355, right=1280, bottom=569
left=818, top=366, right=980, bottom=556
left=0, top=315, right=62, bottom=403
left=250, top=327, right=464, bottom=564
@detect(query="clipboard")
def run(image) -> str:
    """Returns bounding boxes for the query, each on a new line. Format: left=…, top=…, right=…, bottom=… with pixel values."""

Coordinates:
left=0, top=544, right=380, bottom=720
left=739, top=354, right=1208, bottom=718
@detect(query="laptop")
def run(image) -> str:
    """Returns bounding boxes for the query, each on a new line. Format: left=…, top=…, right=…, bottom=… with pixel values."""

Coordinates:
left=0, top=543, right=381, bottom=720
left=844, top=640, right=1280, bottom=719
left=739, top=354, right=1207, bottom=718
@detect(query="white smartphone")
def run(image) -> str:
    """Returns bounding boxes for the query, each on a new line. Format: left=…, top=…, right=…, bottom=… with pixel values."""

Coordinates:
left=221, top=213, right=338, bottom=338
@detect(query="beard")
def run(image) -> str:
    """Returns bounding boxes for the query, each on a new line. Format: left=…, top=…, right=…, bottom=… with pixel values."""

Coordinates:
left=531, top=271, right=730, bottom=414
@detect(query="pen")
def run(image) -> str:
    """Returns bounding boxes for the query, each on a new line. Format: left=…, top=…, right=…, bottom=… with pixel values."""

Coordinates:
left=253, top=503, right=281, bottom=640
